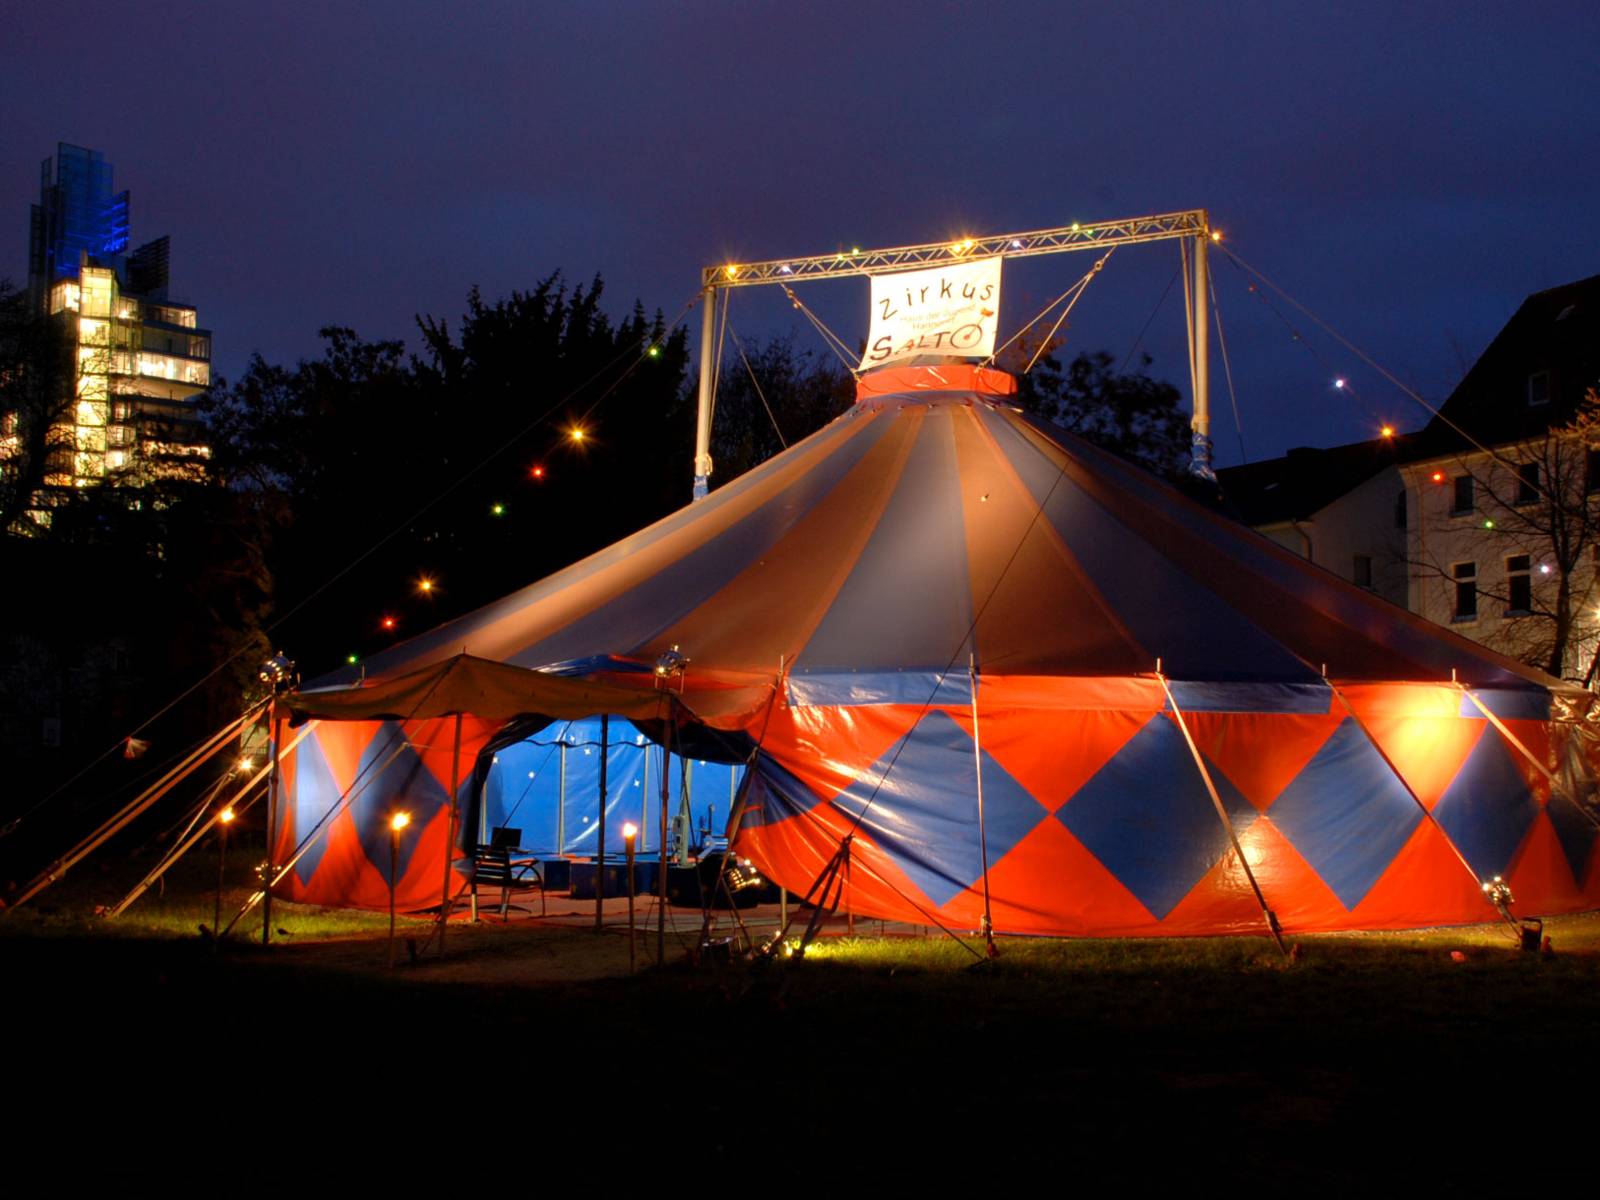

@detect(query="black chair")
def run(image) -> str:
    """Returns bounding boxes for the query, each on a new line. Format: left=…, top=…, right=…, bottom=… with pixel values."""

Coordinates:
left=470, top=826, right=546, bottom=918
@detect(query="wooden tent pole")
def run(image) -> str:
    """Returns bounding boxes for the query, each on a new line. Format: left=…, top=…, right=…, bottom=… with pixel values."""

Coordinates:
left=263, top=699, right=283, bottom=946
left=658, top=705, right=672, bottom=964
left=10, top=706, right=257, bottom=910
left=438, top=712, right=464, bottom=955
left=595, top=714, right=609, bottom=932
left=1158, top=675, right=1287, bottom=955
left=968, top=655, right=998, bottom=957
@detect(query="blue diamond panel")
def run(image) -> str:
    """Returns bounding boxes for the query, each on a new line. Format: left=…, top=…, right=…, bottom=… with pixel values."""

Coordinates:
left=1546, top=794, right=1600, bottom=887
left=830, top=710, right=1047, bottom=908
left=349, top=723, right=448, bottom=879
left=1057, top=714, right=1256, bottom=921
left=289, top=736, right=339, bottom=886
left=1434, top=728, right=1540, bottom=880
left=1268, top=719, right=1422, bottom=909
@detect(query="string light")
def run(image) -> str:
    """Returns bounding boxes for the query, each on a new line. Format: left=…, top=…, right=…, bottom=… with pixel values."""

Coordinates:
left=1483, top=519, right=1496, bottom=529
left=530, top=465, right=545, bottom=479
left=568, top=426, right=587, bottom=443
left=724, top=265, right=739, bottom=279
left=1380, top=424, right=1395, bottom=438
left=646, top=345, right=661, bottom=359
left=417, top=576, right=435, bottom=594
left=1430, top=471, right=1446, bottom=484
left=1540, top=564, right=1552, bottom=575
left=219, top=807, right=236, bottom=825
left=346, top=653, right=359, bottom=664
left=237, top=756, right=253, bottom=771
left=381, top=616, right=397, bottom=631
left=1334, top=377, right=1347, bottom=390
left=491, top=502, right=506, bottom=516
left=1210, top=230, right=1223, bottom=243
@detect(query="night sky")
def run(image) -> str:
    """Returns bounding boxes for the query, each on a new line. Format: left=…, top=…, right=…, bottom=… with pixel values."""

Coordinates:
left=5, top=2, right=1597, bottom=468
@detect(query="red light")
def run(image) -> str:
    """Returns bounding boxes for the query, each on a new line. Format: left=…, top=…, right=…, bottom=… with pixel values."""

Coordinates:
left=1430, top=471, right=1445, bottom=484
left=381, top=616, right=397, bottom=631
left=530, top=465, right=545, bottom=479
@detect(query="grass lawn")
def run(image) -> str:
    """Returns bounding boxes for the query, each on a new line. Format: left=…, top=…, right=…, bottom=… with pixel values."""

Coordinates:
left=4, top=854, right=1598, bottom=1183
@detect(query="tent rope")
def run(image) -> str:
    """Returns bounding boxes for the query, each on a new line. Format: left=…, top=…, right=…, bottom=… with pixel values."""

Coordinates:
left=1207, top=266, right=1248, bottom=464
left=6, top=288, right=707, bottom=842
left=1455, top=684, right=1600, bottom=835
left=778, top=283, right=861, bottom=376
left=728, top=322, right=789, bottom=449
left=985, top=250, right=1114, bottom=371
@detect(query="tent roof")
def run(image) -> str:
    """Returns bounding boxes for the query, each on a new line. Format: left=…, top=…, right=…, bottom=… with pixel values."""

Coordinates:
left=305, top=364, right=1563, bottom=718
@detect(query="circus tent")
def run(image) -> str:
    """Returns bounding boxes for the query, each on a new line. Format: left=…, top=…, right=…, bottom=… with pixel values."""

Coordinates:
left=278, top=363, right=1600, bottom=934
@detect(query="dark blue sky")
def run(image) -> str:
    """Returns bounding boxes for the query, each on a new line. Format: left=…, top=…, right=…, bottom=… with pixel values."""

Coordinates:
left=5, top=2, right=1597, bottom=466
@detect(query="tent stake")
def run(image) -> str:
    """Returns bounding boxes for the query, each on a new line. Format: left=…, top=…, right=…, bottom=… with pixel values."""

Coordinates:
left=1158, top=675, right=1287, bottom=955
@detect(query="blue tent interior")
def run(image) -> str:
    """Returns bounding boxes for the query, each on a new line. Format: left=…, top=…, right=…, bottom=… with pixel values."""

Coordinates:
left=475, top=716, right=743, bottom=860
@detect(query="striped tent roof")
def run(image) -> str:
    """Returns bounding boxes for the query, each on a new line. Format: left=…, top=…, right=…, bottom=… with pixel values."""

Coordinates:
left=317, top=363, right=1557, bottom=715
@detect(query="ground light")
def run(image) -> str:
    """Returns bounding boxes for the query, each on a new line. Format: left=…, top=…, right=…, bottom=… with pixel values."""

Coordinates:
left=214, top=806, right=236, bottom=942
left=623, top=822, right=638, bottom=972
left=388, top=811, right=411, bottom=968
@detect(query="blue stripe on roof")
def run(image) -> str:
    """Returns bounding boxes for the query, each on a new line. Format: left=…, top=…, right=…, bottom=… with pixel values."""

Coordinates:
left=793, top=407, right=975, bottom=677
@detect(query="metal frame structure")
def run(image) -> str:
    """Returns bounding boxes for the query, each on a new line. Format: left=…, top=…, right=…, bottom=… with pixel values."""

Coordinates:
left=693, top=208, right=1217, bottom=498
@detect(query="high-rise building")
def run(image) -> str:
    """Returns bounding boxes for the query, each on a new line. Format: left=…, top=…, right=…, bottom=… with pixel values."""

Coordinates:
left=20, top=143, right=212, bottom=491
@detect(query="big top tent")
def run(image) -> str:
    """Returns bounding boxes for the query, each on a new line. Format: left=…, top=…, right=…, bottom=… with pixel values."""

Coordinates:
left=278, top=363, right=1600, bottom=936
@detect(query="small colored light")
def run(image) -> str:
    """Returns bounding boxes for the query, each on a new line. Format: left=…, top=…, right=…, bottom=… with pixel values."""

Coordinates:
left=1540, top=564, right=1552, bottom=575
left=381, top=616, right=397, bottom=630
left=417, top=576, right=435, bottom=594
left=851, top=246, right=861, bottom=255
left=1431, top=471, right=1446, bottom=484
left=219, top=807, right=236, bottom=825
left=346, top=654, right=359, bottom=664
left=390, top=812, right=411, bottom=833
left=1010, top=239, right=1022, bottom=249
left=491, top=503, right=505, bottom=516
left=1334, top=378, right=1346, bottom=389
left=568, top=426, right=586, bottom=443
left=1484, top=519, right=1495, bottom=529
left=646, top=345, right=661, bottom=358
left=778, top=264, right=793, bottom=274
left=1380, top=425, right=1395, bottom=438
left=1071, top=222, right=1080, bottom=232
left=622, top=822, right=638, bottom=840
left=237, top=756, right=253, bottom=771
left=1210, top=230, right=1223, bottom=242
left=725, top=265, right=739, bottom=279
left=530, top=465, right=545, bottom=479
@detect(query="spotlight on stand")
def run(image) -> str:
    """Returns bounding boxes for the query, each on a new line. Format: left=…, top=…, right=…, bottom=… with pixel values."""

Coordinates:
left=654, top=644, right=689, bottom=691
left=258, top=653, right=298, bottom=693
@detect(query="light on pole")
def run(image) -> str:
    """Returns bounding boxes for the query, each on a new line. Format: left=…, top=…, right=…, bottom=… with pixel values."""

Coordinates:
left=388, top=811, right=411, bottom=967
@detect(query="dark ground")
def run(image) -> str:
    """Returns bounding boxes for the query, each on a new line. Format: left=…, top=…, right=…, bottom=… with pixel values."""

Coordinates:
left=3, top=869, right=1596, bottom=1185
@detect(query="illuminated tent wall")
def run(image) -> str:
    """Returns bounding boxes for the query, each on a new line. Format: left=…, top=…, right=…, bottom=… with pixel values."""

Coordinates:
left=280, top=364, right=1600, bottom=934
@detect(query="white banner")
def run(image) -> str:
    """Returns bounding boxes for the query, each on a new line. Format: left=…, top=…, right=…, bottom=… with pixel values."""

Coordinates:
left=859, top=257, right=1002, bottom=370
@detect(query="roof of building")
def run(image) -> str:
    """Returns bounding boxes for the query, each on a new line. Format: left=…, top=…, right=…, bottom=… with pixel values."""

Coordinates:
left=1217, top=434, right=1415, bottom=525
left=1425, top=272, right=1600, bottom=450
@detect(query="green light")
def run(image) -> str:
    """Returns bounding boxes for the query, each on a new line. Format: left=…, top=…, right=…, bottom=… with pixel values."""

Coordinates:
left=646, top=345, right=661, bottom=359
left=346, top=654, right=359, bottom=664
left=1484, top=519, right=1495, bottom=529
left=491, top=503, right=506, bottom=516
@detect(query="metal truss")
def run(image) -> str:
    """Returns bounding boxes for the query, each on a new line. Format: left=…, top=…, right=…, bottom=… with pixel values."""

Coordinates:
left=701, top=209, right=1210, bottom=289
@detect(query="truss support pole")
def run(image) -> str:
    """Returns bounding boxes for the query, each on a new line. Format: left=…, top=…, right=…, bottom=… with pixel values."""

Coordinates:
left=693, top=291, right=716, bottom=501
left=1190, top=229, right=1215, bottom=481
left=263, top=700, right=282, bottom=946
